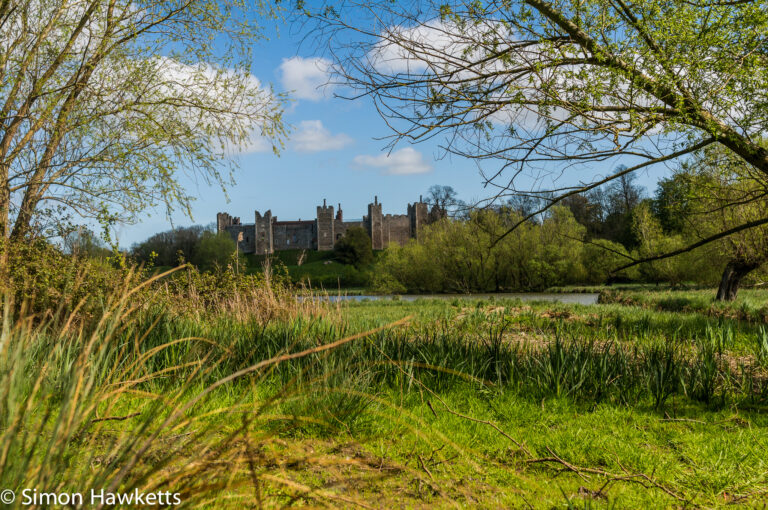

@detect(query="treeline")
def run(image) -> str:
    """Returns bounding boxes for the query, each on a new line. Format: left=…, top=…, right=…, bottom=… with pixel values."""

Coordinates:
left=131, top=225, right=239, bottom=270
left=372, top=154, right=767, bottom=295
left=371, top=206, right=721, bottom=294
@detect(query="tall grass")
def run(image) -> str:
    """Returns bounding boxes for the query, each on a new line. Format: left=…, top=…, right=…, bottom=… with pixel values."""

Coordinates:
left=287, top=305, right=768, bottom=411
left=0, top=270, right=407, bottom=508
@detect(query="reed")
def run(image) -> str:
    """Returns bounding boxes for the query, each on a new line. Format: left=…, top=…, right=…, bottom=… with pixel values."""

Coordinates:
left=0, top=271, right=407, bottom=508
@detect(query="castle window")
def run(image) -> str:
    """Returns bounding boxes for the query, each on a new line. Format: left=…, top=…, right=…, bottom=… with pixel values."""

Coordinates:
left=336, top=234, right=342, bottom=240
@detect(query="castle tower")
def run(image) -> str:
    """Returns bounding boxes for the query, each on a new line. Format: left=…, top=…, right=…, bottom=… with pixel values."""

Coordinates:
left=254, top=210, right=273, bottom=255
left=407, top=195, right=429, bottom=240
left=316, top=199, right=335, bottom=251
left=366, top=196, right=384, bottom=250
left=216, top=212, right=240, bottom=233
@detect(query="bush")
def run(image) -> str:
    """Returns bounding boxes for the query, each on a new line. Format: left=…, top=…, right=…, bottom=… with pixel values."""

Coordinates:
left=334, top=227, right=374, bottom=268
left=1, top=238, right=124, bottom=317
left=194, top=231, right=240, bottom=271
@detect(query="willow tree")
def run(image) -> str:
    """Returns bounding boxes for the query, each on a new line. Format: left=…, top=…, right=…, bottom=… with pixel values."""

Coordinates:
left=0, top=0, right=285, bottom=249
left=305, top=0, right=768, bottom=295
left=674, top=145, right=768, bottom=300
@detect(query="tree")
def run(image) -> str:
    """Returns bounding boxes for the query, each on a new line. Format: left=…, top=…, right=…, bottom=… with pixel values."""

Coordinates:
left=425, top=184, right=463, bottom=218
left=652, top=174, right=696, bottom=234
left=62, top=227, right=110, bottom=259
left=195, top=231, right=237, bottom=271
left=334, top=227, right=374, bottom=268
left=602, top=170, right=645, bottom=248
left=673, top=144, right=768, bottom=300
left=560, top=192, right=603, bottom=238
left=131, top=225, right=208, bottom=266
left=605, top=172, right=644, bottom=218
left=505, top=193, right=550, bottom=223
left=307, top=0, right=768, bottom=259
left=0, top=0, right=285, bottom=253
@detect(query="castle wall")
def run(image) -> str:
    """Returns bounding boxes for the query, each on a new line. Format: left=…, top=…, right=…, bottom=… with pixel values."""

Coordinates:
left=217, top=212, right=240, bottom=232
left=333, top=219, right=347, bottom=242
left=408, top=202, right=428, bottom=240
left=223, top=224, right=255, bottom=254
left=383, top=214, right=411, bottom=247
left=273, top=221, right=315, bottom=251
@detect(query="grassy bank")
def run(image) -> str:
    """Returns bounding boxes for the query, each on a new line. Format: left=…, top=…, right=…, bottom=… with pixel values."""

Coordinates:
left=599, top=287, right=768, bottom=323
left=245, top=249, right=372, bottom=288
left=4, top=282, right=768, bottom=507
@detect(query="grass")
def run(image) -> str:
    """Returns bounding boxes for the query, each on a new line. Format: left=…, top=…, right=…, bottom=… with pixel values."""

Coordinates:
left=600, top=287, right=768, bottom=323
left=4, top=279, right=768, bottom=507
left=245, top=249, right=372, bottom=288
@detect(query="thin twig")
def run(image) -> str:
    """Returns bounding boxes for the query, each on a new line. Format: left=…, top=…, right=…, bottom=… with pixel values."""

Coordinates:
left=91, top=412, right=140, bottom=423
left=427, top=398, right=532, bottom=457
left=417, top=455, right=434, bottom=480
left=526, top=453, right=689, bottom=503
left=660, top=417, right=706, bottom=424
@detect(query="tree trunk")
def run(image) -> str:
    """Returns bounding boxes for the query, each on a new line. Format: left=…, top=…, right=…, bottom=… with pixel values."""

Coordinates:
left=0, top=179, right=10, bottom=285
left=716, top=261, right=759, bottom=301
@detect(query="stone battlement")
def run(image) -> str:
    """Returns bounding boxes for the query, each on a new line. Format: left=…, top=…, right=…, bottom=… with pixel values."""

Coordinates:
left=217, top=196, right=440, bottom=254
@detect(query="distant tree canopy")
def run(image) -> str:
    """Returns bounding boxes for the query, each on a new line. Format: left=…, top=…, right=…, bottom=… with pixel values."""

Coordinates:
left=132, top=226, right=209, bottom=267
left=131, top=225, right=238, bottom=271
left=334, top=227, right=374, bottom=268
left=652, top=174, right=697, bottom=235
left=371, top=207, right=635, bottom=293
left=62, top=227, right=110, bottom=259
left=375, top=173, right=740, bottom=293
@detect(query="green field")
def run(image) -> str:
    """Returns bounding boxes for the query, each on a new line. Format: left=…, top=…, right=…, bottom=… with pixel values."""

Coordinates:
left=244, top=249, right=373, bottom=289
left=6, top=282, right=768, bottom=508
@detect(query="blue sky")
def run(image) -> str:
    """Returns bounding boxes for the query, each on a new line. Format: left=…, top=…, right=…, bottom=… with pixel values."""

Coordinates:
left=115, top=14, right=669, bottom=247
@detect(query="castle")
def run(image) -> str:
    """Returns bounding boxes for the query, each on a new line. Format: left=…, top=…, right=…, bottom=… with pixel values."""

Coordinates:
left=216, top=196, right=442, bottom=255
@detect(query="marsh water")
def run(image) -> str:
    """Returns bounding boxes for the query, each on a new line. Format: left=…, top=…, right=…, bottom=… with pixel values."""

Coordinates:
left=305, top=292, right=600, bottom=305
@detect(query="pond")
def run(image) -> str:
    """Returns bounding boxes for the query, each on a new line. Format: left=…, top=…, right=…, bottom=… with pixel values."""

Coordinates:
left=302, top=292, right=600, bottom=305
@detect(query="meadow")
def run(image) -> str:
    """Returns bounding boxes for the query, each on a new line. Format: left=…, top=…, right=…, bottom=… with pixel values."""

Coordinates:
left=3, top=273, right=768, bottom=508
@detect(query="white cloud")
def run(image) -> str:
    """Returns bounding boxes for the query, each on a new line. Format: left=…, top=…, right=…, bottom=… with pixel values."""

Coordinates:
left=353, top=147, right=432, bottom=175
left=292, top=120, right=353, bottom=152
left=370, top=19, right=510, bottom=75
left=279, top=56, right=333, bottom=101
left=370, top=19, right=679, bottom=136
left=227, top=132, right=273, bottom=155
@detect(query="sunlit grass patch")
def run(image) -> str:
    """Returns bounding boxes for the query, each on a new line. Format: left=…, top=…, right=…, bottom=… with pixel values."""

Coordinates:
left=3, top=278, right=768, bottom=507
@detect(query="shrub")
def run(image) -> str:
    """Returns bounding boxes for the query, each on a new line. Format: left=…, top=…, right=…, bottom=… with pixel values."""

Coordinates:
left=333, top=227, right=374, bottom=268
left=1, top=238, right=125, bottom=317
